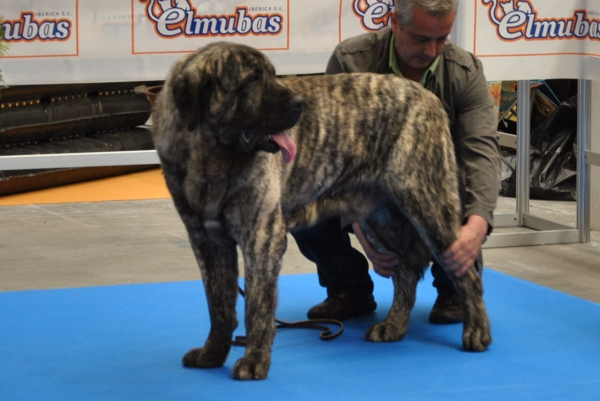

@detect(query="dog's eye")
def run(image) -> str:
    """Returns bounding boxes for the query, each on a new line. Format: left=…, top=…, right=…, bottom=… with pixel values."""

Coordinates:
left=242, top=131, right=252, bottom=143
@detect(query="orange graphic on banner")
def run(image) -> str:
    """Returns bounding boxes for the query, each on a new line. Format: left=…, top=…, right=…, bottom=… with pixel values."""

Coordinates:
left=351, top=0, right=393, bottom=32
left=339, top=0, right=394, bottom=43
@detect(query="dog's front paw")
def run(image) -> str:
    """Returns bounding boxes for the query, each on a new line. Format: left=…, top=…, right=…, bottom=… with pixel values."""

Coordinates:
left=182, top=346, right=229, bottom=368
left=462, top=324, right=492, bottom=352
left=232, top=354, right=271, bottom=380
left=365, top=322, right=407, bottom=342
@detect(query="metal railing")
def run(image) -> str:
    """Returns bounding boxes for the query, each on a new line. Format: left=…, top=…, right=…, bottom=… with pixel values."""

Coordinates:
left=1, top=82, right=598, bottom=249
left=484, top=80, right=596, bottom=248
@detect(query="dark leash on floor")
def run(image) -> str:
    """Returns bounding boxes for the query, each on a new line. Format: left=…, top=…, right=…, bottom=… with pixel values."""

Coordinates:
left=232, top=286, right=344, bottom=346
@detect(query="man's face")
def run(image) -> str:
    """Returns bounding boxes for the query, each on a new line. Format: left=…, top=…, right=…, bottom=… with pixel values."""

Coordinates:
left=391, top=6, right=456, bottom=71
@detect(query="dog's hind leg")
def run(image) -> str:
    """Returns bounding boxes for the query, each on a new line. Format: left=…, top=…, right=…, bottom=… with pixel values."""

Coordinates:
left=449, top=268, right=492, bottom=351
left=384, top=181, right=491, bottom=351
left=380, top=181, right=492, bottom=351
left=359, top=207, right=430, bottom=342
left=366, top=265, right=421, bottom=342
left=385, top=178, right=461, bottom=256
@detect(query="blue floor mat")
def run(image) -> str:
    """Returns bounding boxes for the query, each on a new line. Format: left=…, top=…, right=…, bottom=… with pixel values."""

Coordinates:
left=1, top=270, right=599, bottom=400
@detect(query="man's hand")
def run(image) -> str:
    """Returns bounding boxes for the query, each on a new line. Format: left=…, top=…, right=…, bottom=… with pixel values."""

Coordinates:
left=439, top=215, right=488, bottom=277
left=351, top=222, right=399, bottom=278
left=352, top=215, right=488, bottom=278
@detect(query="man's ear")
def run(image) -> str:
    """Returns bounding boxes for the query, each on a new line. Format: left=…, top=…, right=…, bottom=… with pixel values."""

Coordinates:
left=390, top=11, right=399, bottom=31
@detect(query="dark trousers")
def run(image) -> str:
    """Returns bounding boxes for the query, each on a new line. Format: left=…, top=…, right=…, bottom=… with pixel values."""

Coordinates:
left=291, top=217, right=483, bottom=298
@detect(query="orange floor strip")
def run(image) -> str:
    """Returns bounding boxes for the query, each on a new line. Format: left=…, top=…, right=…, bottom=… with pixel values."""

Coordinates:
left=0, top=168, right=171, bottom=206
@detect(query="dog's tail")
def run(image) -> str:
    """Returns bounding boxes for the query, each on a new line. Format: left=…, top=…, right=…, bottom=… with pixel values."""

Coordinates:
left=385, top=93, right=461, bottom=255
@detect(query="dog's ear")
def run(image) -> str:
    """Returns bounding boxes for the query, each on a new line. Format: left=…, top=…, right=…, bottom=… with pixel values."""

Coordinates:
left=170, top=54, right=212, bottom=132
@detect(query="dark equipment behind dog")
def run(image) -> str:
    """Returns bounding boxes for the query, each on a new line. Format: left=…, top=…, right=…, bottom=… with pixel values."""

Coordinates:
left=152, top=42, right=491, bottom=380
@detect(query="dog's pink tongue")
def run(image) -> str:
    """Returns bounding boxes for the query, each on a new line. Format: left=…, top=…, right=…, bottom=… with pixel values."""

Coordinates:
left=272, top=131, right=297, bottom=164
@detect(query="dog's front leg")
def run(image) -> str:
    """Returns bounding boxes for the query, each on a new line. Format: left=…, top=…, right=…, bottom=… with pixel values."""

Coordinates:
left=232, top=220, right=287, bottom=380
left=159, top=165, right=240, bottom=370
left=181, top=222, right=240, bottom=369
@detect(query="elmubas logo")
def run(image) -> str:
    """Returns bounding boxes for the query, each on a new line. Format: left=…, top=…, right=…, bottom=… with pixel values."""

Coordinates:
left=140, top=0, right=284, bottom=38
left=352, top=0, right=394, bottom=31
left=2, top=12, right=72, bottom=42
left=483, top=0, right=600, bottom=41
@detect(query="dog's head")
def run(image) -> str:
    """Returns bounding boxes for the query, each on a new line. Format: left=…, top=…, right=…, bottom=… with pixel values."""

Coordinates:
left=164, top=42, right=303, bottom=163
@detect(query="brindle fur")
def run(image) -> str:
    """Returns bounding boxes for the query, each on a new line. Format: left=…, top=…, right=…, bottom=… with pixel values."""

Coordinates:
left=152, top=42, right=491, bottom=380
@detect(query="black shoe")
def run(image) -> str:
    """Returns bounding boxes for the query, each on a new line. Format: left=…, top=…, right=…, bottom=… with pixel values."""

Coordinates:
left=429, top=293, right=463, bottom=324
left=307, top=292, right=377, bottom=321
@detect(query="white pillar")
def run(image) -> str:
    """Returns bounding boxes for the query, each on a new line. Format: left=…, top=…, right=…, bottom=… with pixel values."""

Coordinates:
left=590, top=80, right=600, bottom=231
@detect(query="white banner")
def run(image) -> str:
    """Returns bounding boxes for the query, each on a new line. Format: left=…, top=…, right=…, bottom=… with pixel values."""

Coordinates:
left=1, top=0, right=599, bottom=85
left=454, top=0, right=600, bottom=80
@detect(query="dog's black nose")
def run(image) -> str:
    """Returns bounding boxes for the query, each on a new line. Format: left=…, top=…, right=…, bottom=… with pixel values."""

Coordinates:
left=291, top=95, right=304, bottom=112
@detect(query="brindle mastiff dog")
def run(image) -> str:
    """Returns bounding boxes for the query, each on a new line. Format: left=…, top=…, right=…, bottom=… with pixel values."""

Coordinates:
left=152, top=42, right=491, bottom=380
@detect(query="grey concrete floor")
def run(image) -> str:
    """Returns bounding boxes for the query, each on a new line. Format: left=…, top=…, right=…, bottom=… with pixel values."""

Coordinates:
left=1, top=197, right=599, bottom=304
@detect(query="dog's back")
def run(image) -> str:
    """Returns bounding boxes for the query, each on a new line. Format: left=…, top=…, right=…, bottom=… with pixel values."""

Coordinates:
left=279, top=73, right=461, bottom=253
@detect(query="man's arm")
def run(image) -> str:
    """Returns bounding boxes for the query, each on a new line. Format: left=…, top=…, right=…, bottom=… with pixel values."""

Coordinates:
left=455, top=56, right=502, bottom=234
left=440, top=55, right=501, bottom=275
